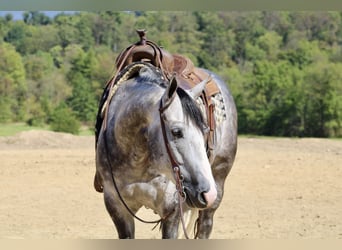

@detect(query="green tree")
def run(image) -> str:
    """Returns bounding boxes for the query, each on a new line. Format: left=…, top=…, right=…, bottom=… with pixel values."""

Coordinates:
left=194, top=12, right=236, bottom=69
left=227, top=11, right=266, bottom=64
left=92, top=45, right=117, bottom=94
left=26, top=25, right=60, bottom=54
left=66, top=48, right=99, bottom=123
left=256, top=31, right=282, bottom=61
left=245, top=42, right=266, bottom=61
left=0, top=42, right=26, bottom=122
left=289, top=12, right=340, bottom=45
left=54, top=13, right=80, bottom=49
left=4, top=13, right=13, bottom=22
left=4, top=20, right=28, bottom=54
left=242, top=59, right=304, bottom=136
left=261, top=11, right=292, bottom=40
left=75, top=12, right=95, bottom=50
left=0, top=16, right=9, bottom=40
left=303, top=62, right=342, bottom=137
left=24, top=51, right=70, bottom=125
left=50, top=103, right=80, bottom=134
left=23, top=11, right=52, bottom=25
left=95, top=11, right=134, bottom=52
left=280, top=40, right=328, bottom=69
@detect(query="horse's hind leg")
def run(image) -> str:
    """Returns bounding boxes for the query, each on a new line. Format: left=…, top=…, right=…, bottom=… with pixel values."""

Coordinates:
left=103, top=190, right=136, bottom=239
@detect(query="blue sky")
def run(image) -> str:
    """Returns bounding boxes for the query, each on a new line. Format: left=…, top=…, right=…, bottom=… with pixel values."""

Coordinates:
left=0, top=11, right=76, bottom=20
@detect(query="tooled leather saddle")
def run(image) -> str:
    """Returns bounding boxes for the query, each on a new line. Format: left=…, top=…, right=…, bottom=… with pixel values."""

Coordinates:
left=95, top=29, right=220, bottom=161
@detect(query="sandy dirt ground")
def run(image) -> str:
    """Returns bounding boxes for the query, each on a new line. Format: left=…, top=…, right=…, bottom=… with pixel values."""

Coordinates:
left=0, top=130, right=341, bottom=239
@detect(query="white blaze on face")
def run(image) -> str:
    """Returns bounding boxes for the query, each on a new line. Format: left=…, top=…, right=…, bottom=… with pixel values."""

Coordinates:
left=163, top=93, right=217, bottom=208
left=202, top=163, right=217, bottom=208
left=186, top=120, right=217, bottom=208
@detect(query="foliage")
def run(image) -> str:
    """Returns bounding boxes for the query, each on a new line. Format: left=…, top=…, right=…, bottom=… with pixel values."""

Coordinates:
left=0, top=42, right=26, bottom=122
left=0, top=11, right=342, bottom=137
left=50, top=103, right=80, bottom=135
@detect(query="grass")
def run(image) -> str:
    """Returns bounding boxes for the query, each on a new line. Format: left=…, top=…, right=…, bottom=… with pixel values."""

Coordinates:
left=0, top=123, right=48, bottom=136
left=0, top=122, right=94, bottom=137
left=78, top=126, right=95, bottom=136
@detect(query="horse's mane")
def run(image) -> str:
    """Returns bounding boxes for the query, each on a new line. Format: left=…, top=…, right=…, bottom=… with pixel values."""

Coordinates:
left=176, top=87, right=207, bottom=134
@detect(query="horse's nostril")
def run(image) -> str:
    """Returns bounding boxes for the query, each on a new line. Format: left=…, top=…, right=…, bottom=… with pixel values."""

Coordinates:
left=200, top=192, right=206, bottom=203
left=198, top=192, right=208, bottom=206
left=184, top=187, right=207, bottom=209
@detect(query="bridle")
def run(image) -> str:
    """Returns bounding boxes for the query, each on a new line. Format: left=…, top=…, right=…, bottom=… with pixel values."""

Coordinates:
left=159, top=92, right=191, bottom=239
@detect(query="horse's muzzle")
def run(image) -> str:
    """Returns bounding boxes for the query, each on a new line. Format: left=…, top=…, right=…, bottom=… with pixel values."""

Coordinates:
left=183, top=185, right=217, bottom=209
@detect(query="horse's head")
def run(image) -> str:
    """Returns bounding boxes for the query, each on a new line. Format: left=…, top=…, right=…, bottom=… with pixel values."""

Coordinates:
left=159, top=76, right=217, bottom=209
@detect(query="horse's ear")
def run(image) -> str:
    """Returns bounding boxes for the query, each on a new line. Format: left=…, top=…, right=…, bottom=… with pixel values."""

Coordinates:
left=161, top=75, right=178, bottom=106
left=168, top=75, right=178, bottom=98
left=187, top=75, right=212, bottom=99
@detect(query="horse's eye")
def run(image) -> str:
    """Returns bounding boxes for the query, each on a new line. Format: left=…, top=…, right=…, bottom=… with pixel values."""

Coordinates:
left=171, top=128, right=183, bottom=138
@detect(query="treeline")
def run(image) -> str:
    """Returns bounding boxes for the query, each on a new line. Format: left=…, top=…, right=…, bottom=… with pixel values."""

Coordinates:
left=0, top=11, right=342, bottom=137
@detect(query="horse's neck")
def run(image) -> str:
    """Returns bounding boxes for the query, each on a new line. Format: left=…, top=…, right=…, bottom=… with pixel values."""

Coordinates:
left=112, top=84, right=163, bottom=163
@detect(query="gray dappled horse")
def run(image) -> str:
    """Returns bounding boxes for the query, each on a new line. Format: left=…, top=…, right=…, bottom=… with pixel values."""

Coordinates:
left=94, top=62, right=237, bottom=239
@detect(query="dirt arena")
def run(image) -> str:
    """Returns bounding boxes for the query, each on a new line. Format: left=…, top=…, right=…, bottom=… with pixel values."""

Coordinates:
left=0, top=130, right=341, bottom=239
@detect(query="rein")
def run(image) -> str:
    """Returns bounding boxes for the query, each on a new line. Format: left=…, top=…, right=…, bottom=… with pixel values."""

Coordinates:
left=103, top=131, right=168, bottom=227
left=159, top=98, right=191, bottom=239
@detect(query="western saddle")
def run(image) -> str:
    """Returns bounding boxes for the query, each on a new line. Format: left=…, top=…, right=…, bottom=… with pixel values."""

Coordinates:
left=98, top=29, right=220, bottom=161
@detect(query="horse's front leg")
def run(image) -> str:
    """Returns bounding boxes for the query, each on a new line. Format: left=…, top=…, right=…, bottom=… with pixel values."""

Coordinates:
left=195, top=209, right=216, bottom=238
left=103, top=188, right=136, bottom=239
left=195, top=176, right=226, bottom=238
left=161, top=208, right=180, bottom=239
left=195, top=157, right=233, bottom=238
